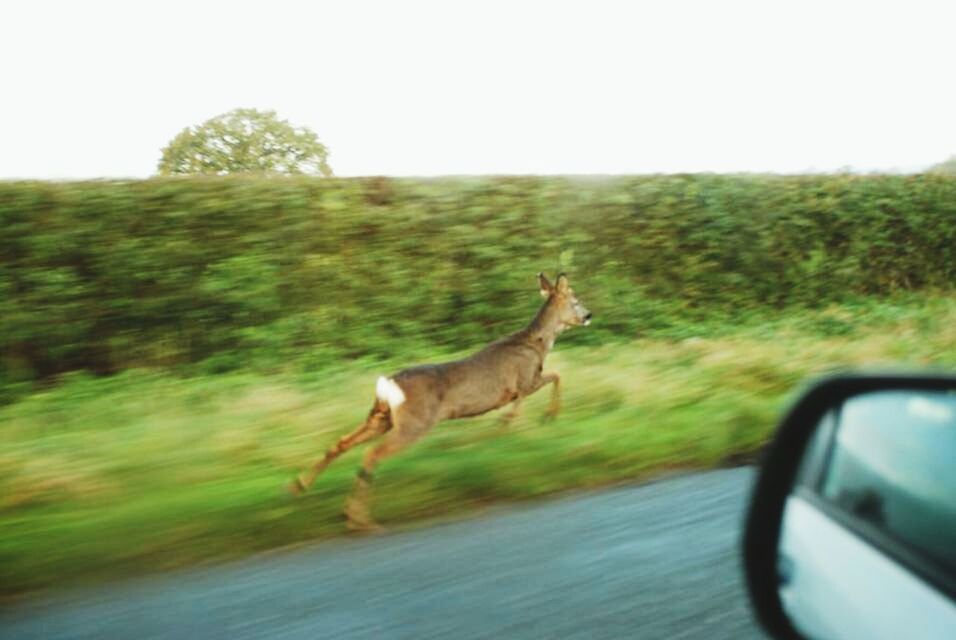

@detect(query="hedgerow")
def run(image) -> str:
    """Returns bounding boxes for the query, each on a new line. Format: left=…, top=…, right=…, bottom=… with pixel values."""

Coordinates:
left=2, top=174, right=954, bottom=382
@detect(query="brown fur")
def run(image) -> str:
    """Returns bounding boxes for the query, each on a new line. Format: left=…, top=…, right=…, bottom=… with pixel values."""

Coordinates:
left=290, top=273, right=591, bottom=530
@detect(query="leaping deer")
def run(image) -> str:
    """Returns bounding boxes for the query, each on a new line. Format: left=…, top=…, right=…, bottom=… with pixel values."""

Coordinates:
left=289, top=272, right=592, bottom=531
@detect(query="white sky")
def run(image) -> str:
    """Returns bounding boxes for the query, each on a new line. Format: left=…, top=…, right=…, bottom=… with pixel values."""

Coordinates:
left=2, top=0, right=955, bottom=179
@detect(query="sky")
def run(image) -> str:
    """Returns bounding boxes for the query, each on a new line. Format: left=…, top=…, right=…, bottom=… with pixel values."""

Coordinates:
left=2, top=0, right=955, bottom=179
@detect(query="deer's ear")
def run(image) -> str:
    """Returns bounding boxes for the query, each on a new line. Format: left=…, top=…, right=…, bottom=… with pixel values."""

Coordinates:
left=556, top=273, right=570, bottom=295
left=538, top=272, right=554, bottom=298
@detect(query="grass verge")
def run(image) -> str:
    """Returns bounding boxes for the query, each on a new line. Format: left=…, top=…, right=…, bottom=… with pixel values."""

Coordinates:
left=2, top=296, right=955, bottom=601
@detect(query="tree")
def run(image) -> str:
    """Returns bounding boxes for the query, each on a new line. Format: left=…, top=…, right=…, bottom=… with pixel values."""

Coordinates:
left=928, top=155, right=956, bottom=175
left=157, top=108, right=332, bottom=176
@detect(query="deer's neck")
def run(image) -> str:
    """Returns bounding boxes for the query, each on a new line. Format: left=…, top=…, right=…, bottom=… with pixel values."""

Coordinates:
left=524, top=301, right=564, bottom=356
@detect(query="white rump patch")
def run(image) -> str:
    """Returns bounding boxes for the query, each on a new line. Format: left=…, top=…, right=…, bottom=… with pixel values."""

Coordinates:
left=376, top=376, right=406, bottom=410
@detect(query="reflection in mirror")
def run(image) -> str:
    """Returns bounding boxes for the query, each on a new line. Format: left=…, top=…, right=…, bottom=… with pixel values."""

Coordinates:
left=779, top=390, right=956, bottom=640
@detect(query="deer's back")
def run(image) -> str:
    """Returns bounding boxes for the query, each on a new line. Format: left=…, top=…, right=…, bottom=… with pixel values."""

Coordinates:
left=391, top=335, right=542, bottom=422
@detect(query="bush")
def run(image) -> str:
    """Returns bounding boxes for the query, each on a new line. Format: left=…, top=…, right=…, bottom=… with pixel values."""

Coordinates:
left=1, top=174, right=954, bottom=382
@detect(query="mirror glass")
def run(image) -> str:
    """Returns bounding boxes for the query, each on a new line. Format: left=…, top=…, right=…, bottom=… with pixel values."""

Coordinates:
left=778, top=389, right=956, bottom=639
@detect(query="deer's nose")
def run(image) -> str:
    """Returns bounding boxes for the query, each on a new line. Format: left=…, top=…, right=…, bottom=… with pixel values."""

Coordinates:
left=584, top=312, right=593, bottom=323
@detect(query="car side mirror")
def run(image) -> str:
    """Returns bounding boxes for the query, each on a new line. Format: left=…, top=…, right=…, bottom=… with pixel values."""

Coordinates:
left=742, top=374, right=956, bottom=640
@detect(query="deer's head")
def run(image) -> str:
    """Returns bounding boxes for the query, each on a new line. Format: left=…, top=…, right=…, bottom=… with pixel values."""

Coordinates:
left=538, top=272, right=592, bottom=329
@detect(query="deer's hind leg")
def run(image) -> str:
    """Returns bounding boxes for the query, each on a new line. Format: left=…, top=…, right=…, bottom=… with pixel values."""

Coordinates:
left=290, top=403, right=391, bottom=495
left=345, top=411, right=435, bottom=531
left=497, top=394, right=524, bottom=426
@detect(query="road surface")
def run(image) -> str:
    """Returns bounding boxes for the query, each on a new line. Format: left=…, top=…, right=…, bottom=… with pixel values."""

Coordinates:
left=1, top=467, right=765, bottom=639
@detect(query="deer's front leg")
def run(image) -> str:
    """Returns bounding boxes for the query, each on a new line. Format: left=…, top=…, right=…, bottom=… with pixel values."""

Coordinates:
left=533, top=372, right=561, bottom=420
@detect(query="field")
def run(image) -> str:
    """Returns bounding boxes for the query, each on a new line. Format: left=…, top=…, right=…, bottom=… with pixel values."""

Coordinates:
left=3, top=294, right=955, bottom=599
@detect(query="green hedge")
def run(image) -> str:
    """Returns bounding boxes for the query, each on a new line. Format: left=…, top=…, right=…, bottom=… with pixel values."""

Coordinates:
left=2, top=174, right=955, bottom=382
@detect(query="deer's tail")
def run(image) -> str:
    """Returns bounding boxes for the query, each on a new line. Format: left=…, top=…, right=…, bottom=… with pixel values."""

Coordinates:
left=375, top=376, right=406, bottom=411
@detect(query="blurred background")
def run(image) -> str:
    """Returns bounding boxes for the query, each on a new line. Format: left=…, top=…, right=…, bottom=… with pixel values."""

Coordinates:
left=1, top=0, right=955, bottom=617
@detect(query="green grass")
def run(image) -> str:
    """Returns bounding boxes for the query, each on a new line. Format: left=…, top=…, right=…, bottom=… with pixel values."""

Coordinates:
left=2, top=295, right=956, bottom=600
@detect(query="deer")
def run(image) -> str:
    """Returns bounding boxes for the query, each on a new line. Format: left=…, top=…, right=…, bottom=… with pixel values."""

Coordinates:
left=289, top=272, right=592, bottom=531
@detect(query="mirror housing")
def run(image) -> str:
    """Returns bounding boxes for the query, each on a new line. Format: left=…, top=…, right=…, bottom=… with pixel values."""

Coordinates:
left=742, top=373, right=956, bottom=639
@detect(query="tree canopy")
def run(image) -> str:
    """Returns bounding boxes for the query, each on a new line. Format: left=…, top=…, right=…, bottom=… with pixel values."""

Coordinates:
left=157, top=108, right=332, bottom=176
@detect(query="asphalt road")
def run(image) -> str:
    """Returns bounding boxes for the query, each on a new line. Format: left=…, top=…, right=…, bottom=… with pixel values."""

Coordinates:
left=1, top=467, right=765, bottom=640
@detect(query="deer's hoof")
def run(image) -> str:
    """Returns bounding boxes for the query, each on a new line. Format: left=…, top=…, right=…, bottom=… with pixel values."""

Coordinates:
left=345, top=499, right=369, bottom=522
left=287, top=478, right=306, bottom=497
left=346, top=517, right=386, bottom=534
left=344, top=499, right=385, bottom=533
